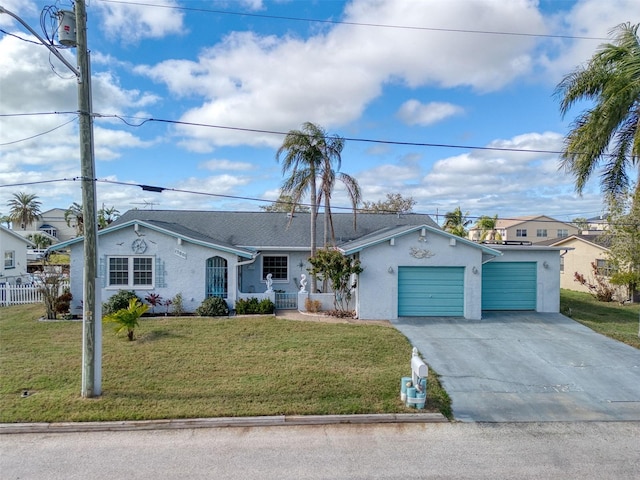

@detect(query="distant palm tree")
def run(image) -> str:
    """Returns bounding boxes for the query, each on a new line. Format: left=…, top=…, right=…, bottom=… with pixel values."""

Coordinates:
left=277, top=122, right=325, bottom=292
left=443, top=207, right=471, bottom=238
left=7, top=192, right=41, bottom=230
left=64, top=202, right=84, bottom=236
left=29, top=233, right=52, bottom=249
left=475, top=215, right=503, bottom=242
left=316, top=132, right=361, bottom=246
left=98, top=204, right=120, bottom=229
left=555, top=22, right=640, bottom=203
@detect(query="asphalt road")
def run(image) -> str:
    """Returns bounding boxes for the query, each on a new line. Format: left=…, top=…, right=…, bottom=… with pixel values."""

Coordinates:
left=2, top=422, right=639, bottom=479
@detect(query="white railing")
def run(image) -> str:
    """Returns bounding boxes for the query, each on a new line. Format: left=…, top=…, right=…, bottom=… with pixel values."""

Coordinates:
left=0, top=281, right=69, bottom=307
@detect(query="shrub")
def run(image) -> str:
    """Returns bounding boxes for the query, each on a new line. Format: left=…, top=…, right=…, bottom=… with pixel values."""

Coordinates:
left=235, top=297, right=275, bottom=315
left=172, top=293, right=184, bottom=316
left=103, top=298, right=149, bottom=341
left=305, top=298, right=322, bottom=313
left=55, top=289, right=73, bottom=315
left=195, top=296, right=229, bottom=317
left=144, top=293, right=163, bottom=313
left=102, top=290, right=142, bottom=316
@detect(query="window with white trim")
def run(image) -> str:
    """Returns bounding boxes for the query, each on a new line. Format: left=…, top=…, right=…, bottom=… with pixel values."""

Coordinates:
left=263, top=255, right=288, bottom=281
left=4, top=250, right=15, bottom=269
left=516, top=229, right=527, bottom=237
left=108, top=256, right=154, bottom=288
left=536, top=229, right=547, bottom=237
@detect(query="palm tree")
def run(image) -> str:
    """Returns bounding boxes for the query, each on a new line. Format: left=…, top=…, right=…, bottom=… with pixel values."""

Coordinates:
left=7, top=192, right=41, bottom=230
left=443, top=207, right=471, bottom=238
left=277, top=122, right=325, bottom=292
left=474, top=215, right=503, bottom=242
left=98, top=204, right=120, bottom=229
left=64, top=202, right=84, bottom=236
left=555, top=22, right=640, bottom=203
left=316, top=133, right=361, bottom=246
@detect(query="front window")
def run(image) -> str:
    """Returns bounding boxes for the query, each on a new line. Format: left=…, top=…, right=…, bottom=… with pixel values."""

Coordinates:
left=4, top=250, right=15, bottom=269
left=263, top=255, right=288, bottom=281
left=557, top=229, right=569, bottom=238
left=108, top=256, right=153, bottom=288
left=596, top=259, right=613, bottom=277
left=516, top=229, right=527, bottom=237
left=536, top=229, right=547, bottom=237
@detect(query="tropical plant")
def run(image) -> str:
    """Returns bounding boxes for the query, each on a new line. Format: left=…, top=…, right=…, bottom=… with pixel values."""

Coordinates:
left=64, top=202, right=84, bottom=236
left=102, top=290, right=142, bottom=316
left=474, top=215, right=503, bottom=242
left=195, top=297, right=229, bottom=317
left=555, top=22, right=640, bottom=205
left=308, top=248, right=363, bottom=313
left=277, top=122, right=325, bottom=292
left=28, top=233, right=52, bottom=250
left=144, top=292, right=163, bottom=314
left=443, top=206, right=472, bottom=237
left=360, top=193, right=416, bottom=214
left=98, top=205, right=120, bottom=229
left=6, top=192, right=41, bottom=230
left=172, top=293, right=184, bottom=316
left=0, top=213, right=11, bottom=228
left=103, top=298, right=149, bottom=341
left=315, top=129, right=361, bottom=246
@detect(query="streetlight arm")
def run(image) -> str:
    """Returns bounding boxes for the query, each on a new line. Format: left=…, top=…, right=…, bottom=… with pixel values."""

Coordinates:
left=0, top=5, right=80, bottom=77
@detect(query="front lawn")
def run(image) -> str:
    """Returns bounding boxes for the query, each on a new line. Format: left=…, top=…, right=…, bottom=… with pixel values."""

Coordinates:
left=560, top=289, right=640, bottom=349
left=0, top=304, right=451, bottom=423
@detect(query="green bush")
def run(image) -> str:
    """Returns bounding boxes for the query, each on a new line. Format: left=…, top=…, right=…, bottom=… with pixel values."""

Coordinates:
left=103, top=290, right=142, bottom=316
left=235, top=297, right=275, bottom=315
left=195, top=296, right=229, bottom=317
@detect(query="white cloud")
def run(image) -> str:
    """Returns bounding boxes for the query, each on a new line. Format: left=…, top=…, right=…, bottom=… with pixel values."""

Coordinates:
left=94, top=0, right=186, bottom=42
left=396, top=100, right=464, bottom=126
left=199, top=159, right=254, bottom=171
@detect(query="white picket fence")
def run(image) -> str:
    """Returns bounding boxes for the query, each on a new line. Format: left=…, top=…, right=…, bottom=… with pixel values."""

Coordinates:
left=0, top=282, right=69, bottom=307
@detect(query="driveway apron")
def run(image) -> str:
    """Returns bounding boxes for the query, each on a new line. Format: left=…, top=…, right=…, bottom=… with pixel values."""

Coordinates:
left=392, top=312, right=640, bottom=422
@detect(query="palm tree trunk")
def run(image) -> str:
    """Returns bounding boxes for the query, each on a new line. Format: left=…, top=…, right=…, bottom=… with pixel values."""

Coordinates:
left=310, top=170, right=318, bottom=293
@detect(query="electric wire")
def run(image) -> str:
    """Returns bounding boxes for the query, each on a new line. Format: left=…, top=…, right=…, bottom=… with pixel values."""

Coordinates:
left=0, top=117, right=78, bottom=146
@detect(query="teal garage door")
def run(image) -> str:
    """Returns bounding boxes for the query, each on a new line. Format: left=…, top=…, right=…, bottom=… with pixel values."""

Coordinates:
left=398, top=266, right=464, bottom=316
left=482, top=262, right=536, bottom=310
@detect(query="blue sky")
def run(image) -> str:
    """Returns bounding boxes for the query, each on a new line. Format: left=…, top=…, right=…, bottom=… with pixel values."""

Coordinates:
left=1, top=0, right=638, bottom=224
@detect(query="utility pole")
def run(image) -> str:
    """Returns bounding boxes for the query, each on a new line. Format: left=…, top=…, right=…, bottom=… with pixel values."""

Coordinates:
left=75, top=0, right=101, bottom=398
left=0, top=1, right=101, bottom=397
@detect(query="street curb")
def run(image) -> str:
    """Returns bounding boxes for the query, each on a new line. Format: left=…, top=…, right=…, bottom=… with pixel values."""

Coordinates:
left=0, top=413, right=447, bottom=434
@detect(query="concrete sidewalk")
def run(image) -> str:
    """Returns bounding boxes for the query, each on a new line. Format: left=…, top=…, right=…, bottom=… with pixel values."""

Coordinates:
left=393, top=312, right=640, bottom=422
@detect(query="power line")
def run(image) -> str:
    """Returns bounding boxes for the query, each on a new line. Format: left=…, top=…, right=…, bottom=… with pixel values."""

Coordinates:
left=0, top=117, right=77, bottom=146
left=96, top=0, right=609, bottom=41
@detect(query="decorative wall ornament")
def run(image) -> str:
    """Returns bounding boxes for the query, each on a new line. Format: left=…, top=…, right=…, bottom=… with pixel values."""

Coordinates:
left=409, top=247, right=435, bottom=259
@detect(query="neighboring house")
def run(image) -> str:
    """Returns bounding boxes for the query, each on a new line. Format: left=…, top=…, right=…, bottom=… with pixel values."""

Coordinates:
left=0, top=225, right=34, bottom=285
left=468, top=215, right=579, bottom=243
left=50, top=210, right=565, bottom=321
left=20, top=208, right=77, bottom=243
left=547, top=234, right=627, bottom=300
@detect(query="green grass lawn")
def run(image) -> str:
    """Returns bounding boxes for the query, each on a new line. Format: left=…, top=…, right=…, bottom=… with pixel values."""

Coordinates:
left=0, top=304, right=451, bottom=423
left=560, top=289, right=640, bottom=349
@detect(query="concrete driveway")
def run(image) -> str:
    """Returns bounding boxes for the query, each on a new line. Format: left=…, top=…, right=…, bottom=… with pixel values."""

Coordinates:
left=392, top=312, right=640, bottom=422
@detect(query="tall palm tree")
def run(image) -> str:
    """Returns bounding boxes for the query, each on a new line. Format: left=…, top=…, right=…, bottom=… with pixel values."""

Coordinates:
left=277, top=122, right=326, bottom=292
left=555, top=22, right=640, bottom=203
left=443, top=206, right=471, bottom=238
left=7, top=192, right=41, bottom=230
left=474, top=215, right=503, bottom=242
left=316, top=133, right=361, bottom=246
left=64, top=202, right=84, bottom=236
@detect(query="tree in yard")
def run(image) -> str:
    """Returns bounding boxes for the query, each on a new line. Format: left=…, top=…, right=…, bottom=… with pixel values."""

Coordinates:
left=443, top=206, right=472, bottom=238
left=7, top=192, right=41, bottom=230
left=103, top=298, right=149, bottom=341
left=64, top=202, right=84, bottom=236
left=571, top=217, right=590, bottom=231
left=98, top=205, right=120, bottom=229
left=276, top=122, right=327, bottom=293
left=555, top=22, right=640, bottom=205
left=28, top=233, right=52, bottom=250
left=308, top=248, right=363, bottom=315
left=259, top=192, right=311, bottom=213
left=360, top=193, right=416, bottom=214
left=316, top=135, right=361, bottom=246
left=474, top=215, right=503, bottom=242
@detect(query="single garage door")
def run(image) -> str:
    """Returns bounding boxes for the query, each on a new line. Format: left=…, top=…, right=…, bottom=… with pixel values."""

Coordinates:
left=482, top=262, right=536, bottom=310
left=398, top=266, right=464, bottom=316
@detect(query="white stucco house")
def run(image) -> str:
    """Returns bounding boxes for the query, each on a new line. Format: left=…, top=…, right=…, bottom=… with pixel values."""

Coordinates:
left=0, top=225, right=34, bottom=285
left=50, top=210, right=565, bottom=320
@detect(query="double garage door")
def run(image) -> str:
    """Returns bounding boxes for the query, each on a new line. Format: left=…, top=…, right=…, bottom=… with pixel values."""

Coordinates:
left=398, top=262, right=537, bottom=317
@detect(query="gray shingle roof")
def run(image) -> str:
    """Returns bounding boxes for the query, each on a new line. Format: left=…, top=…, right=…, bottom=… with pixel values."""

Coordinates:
left=112, top=210, right=440, bottom=249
